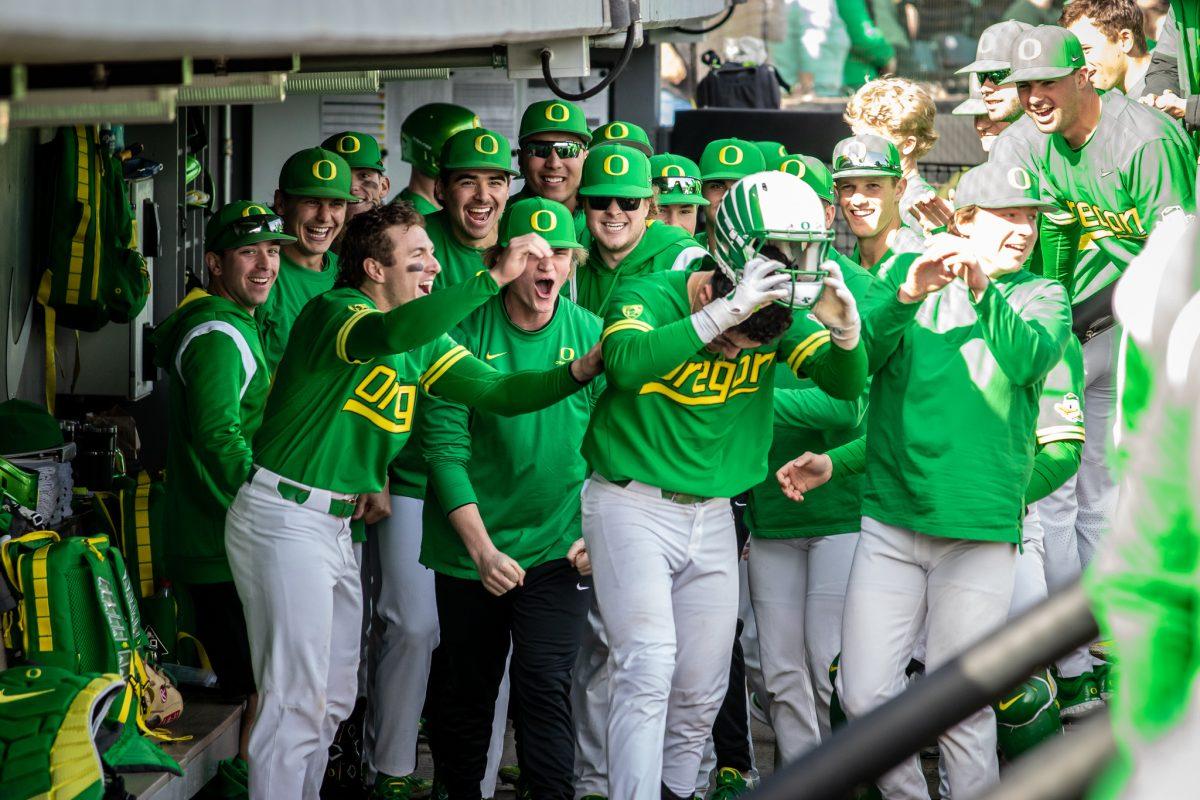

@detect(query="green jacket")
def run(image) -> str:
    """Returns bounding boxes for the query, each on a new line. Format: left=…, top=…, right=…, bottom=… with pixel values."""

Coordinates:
left=152, top=289, right=270, bottom=583
left=572, top=220, right=707, bottom=316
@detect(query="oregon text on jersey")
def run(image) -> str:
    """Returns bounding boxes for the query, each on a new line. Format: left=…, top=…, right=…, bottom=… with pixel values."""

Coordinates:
left=639, top=351, right=777, bottom=406
left=1057, top=199, right=1148, bottom=242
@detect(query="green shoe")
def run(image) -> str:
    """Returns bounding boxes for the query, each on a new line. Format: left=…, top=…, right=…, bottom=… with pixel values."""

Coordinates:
left=213, top=757, right=249, bottom=799
left=372, top=772, right=433, bottom=799
left=1056, top=670, right=1104, bottom=719
left=710, top=767, right=750, bottom=799
left=1094, top=661, right=1115, bottom=700
left=498, top=764, right=521, bottom=785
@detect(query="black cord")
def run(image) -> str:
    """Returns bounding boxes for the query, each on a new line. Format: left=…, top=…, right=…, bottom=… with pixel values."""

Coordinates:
left=540, top=20, right=638, bottom=101
left=674, top=3, right=736, bottom=35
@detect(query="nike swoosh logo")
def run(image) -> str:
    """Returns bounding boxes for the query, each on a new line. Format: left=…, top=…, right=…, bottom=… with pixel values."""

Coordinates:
left=1100, top=170, right=1114, bottom=177
left=576, top=583, right=590, bottom=591
left=485, top=352, right=507, bottom=361
left=0, top=688, right=54, bottom=703
left=998, top=693, right=1024, bottom=711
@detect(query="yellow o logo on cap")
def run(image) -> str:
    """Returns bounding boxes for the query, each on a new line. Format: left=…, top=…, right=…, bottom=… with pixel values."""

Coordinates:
left=1018, top=38, right=1043, bottom=61
left=661, top=164, right=686, bottom=177
left=545, top=103, right=571, bottom=122
left=603, top=153, right=630, bottom=176
left=338, top=135, right=361, bottom=154
left=1007, top=166, right=1033, bottom=191
left=241, top=204, right=270, bottom=217
left=718, top=145, right=744, bottom=166
left=780, top=158, right=806, bottom=178
left=530, top=209, right=557, bottom=232
left=605, top=122, right=629, bottom=140
left=312, top=159, right=338, bottom=181
left=474, top=134, right=500, bottom=155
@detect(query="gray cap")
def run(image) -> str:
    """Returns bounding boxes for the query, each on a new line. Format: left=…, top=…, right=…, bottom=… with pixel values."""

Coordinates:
left=952, top=74, right=987, bottom=116
left=1002, top=26, right=1086, bottom=84
left=957, top=20, right=1033, bottom=74
left=831, top=133, right=903, bottom=179
left=954, top=162, right=1056, bottom=211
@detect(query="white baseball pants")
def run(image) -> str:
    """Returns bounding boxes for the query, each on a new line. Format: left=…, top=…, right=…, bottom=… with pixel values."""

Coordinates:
left=1011, top=508, right=1049, bottom=618
left=572, top=598, right=610, bottom=799
left=839, top=517, right=1015, bottom=800
left=226, top=468, right=361, bottom=800
left=582, top=475, right=739, bottom=800
left=1077, top=326, right=1118, bottom=568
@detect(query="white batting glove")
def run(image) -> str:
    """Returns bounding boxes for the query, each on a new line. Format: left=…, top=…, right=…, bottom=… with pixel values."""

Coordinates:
left=693, top=256, right=792, bottom=342
left=810, top=260, right=861, bottom=348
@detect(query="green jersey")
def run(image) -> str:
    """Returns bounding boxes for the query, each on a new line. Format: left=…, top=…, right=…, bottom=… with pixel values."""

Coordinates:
left=1036, top=335, right=1087, bottom=449
left=258, top=249, right=339, bottom=371
left=152, top=289, right=269, bottom=584
left=253, top=275, right=584, bottom=495
left=573, top=220, right=708, bottom=316
left=420, top=293, right=603, bottom=578
left=396, top=186, right=439, bottom=217
left=747, top=254, right=877, bottom=539
left=425, top=210, right=490, bottom=289
left=861, top=255, right=1072, bottom=542
left=583, top=270, right=869, bottom=499
left=1034, top=90, right=1196, bottom=301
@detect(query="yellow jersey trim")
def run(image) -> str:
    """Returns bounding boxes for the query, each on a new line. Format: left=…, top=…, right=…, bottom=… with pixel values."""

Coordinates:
left=787, top=331, right=830, bottom=373
left=335, top=308, right=379, bottom=365
left=420, top=345, right=471, bottom=393
left=1036, top=425, right=1087, bottom=445
left=600, top=319, right=654, bottom=343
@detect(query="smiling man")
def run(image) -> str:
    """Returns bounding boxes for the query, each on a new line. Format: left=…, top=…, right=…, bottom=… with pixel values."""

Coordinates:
left=954, top=21, right=1040, bottom=171
left=322, top=130, right=391, bottom=222
left=696, top=138, right=766, bottom=249
left=512, top=99, right=591, bottom=233
left=832, top=133, right=923, bottom=273
left=153, top=201, right=296, bottom=786
left=1061, top=0, right=1152, bottom=99
left=259, top=147, right=359, bottom=370
left=648, top=153, right=709, bottom=237
left=396, top=103, right=480, bottom=216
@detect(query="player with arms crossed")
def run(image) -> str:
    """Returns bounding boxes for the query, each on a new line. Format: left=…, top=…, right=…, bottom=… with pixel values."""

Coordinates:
left=581, top=172, right=867, bottom=799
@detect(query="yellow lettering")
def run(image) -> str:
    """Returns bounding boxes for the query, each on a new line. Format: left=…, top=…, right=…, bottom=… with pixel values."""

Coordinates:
left=691, top=362, right=713, bottom=392
left=1120, top=207, right=1145, bottom=236
left=749, top=352, right=776, bottom=384
left=355, top=365, right=395, bottom=403
left=345, top=367, right=417, bottom=432
left=672, top=361, right=707, bottom=388
left=708, top=360, right=737, bottom=401
left=1076, top=202, right=1100, bottom=230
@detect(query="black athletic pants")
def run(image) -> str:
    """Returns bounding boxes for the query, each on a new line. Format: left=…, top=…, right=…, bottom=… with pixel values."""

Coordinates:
left=432, top=558, right=591, bottom=800
left=711, top=495, right=753, bottom=774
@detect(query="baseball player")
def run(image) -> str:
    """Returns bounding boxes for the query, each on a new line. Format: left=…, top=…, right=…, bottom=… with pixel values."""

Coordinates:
left=1005, top=23, right=1196, bottom=710
left=831, top=133, right=924, bottom=273
left=573, top=143, right=707, bottom=315
left=581, top=171, right=867, bottom=799
left=843, top=77, right=953, bottom=236
left=258, top=146, right=359, bottom=370
left=955, top=20, right=1037, bottom=174
left=783, top=162, right=1071, bottom=799
left=395, top=103, right=480, bottom=216
left=950, top=75, right=1008, bottom=155
left=420, top=198, right=599, bottom=800
left=648, top=153, right=709, bottom=237
left=696, top=138, right=767, bottom=249
left=322, top=130, right=391, bottom=221
left=1061, top=0, right=1153, bottom=99
left=225, top=202, right=602, bottom=799
left=511, top=99, right=591, bottom=234
left=589, top=119, right=654, bottom=156
left=153, top=201, right=296, bottom=780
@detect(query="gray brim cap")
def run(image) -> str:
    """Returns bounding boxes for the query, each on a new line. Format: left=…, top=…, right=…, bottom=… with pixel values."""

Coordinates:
left=957, top=20, right=1033, bottom=74
left=1002, top=25, right=1086, bottom=84
left=955, top=162, right=1057, bottom=211
left=952, top=74, right=987, bottom=116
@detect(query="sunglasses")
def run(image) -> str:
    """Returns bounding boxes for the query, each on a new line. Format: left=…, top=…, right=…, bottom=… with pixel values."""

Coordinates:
left=585, top=196, right=643, bottom=212
left=523, top=140, right=584, bottom=160
left=230, top=214, right=285, bottom=237
left=652, top=176, right=703, bottom=196
left=979, top=68, right=1011, bottom=86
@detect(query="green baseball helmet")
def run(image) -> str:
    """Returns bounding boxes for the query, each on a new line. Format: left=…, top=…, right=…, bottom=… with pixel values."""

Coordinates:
left=321, top=131, right=385, bottom=172
left=205, top=200, right=296, bottom=253
left=700, top=138, right=767, bottom=181
left=500, top=197, right=583, bottom=249
left=994, top=671, right=1063, bottom=761
left=778, top=154, right=835, bottom=206
left=649, top=153, right=708, bottom=207
left=278, top=147, right=359, bottom=201
left=831, top=134, right=903, bottom=180
left=578, top=144, right=653, bottom=199
left=755, top=140, right=789, bottom=170
left=589, top=120, right=653, bottom=157
left=400, top=103, right=481, bottom=178
left=439, top=128, right=519, bottom=176
left=710, top=171, right=833, bottom=309
left=520, top=99, right=590, bottom=143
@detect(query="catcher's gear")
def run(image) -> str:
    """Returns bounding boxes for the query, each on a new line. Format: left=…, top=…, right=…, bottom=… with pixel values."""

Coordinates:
left=994, top=670, right=1064, bottom=761
left=710, top=171, right=834, bottom=309
left=400, top=103, right=480, bottom=178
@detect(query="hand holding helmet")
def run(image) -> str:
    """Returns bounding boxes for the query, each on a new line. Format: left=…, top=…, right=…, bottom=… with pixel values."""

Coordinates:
left=810, top=259, right=861, bottom=348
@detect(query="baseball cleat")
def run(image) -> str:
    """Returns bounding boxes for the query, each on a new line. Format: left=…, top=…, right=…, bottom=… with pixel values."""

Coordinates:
left=1055, top=670, right=1104, bottom=719
left=371, top=772, right=433, bottom=799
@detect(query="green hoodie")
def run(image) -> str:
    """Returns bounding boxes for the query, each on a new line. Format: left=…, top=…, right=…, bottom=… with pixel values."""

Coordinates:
left=152, top=289, right=270, bottom=584
left=572, top=220, right=708, bottom=316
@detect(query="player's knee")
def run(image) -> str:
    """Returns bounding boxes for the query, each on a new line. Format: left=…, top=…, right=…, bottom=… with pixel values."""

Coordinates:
left=392, top=612, right=439, bottom=648
left=610, top=643, right=676, bottom=699
left=837, top=662, right=884, bottom=721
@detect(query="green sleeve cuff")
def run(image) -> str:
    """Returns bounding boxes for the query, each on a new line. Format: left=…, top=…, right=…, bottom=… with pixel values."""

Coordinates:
left=1026, top=439, right=1082, bottom=505
left=828, top=436, right=868, bottom=477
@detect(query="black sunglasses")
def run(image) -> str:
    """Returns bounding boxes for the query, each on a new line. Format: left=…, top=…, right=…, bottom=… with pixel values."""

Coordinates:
left=979, top=68, right=1011, bottom=86
left=230, top=214, right=285, bottom=237
left=585, top=196, right=642, bottom=212
left=523, top=140, right=584, bottom=160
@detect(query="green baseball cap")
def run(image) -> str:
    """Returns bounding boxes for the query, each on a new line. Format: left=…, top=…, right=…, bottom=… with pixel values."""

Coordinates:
left=755, top=141, right=789, bottom=170
left=831, top=134, right=903, bottom=179
left=957, top=20, right=1033, bottom=74
left=649, top=153, right=708, bottom=206
left=205, top=200, right=296, bottom=253
left=1002, top=26, right=1086, bottom=84
left=520, top=99, right=590, bottom=143
left=778, top=154, right=834, bottom=205
left=500, top=197, right=583, bottom=249
left=589, top=120, right=653, bottom=157
left=401, top=103, right=481, bottom=178
left=953, top=74, right=988, bottom=116
left=278, top=147, right=359, bottom=201
left=954, top=162, right=1056, bottom=211
left=578, top=144, right=653, bottom=199
left=699, top=138, right=766, bottom=181
left=0, top=399, right=64, bottom=455
left=321, top=131, right=385, bottom=172
left=439, top=128, right=519, bottom=176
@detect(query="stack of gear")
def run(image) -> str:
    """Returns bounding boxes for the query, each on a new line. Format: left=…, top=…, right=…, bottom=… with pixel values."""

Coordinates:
left=0, top=400, right=76, bottom=535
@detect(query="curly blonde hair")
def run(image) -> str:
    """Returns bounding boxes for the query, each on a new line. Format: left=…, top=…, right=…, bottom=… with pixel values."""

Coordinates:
left=843, top=78, right=939, bottom=161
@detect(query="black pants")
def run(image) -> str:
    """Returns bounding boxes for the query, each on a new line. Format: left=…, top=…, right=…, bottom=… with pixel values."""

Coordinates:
left=432, top=558, right=591, bottom=800
left=187, top=580, right=256, bottom=699
left=711, top=495, right=753, bottom=773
